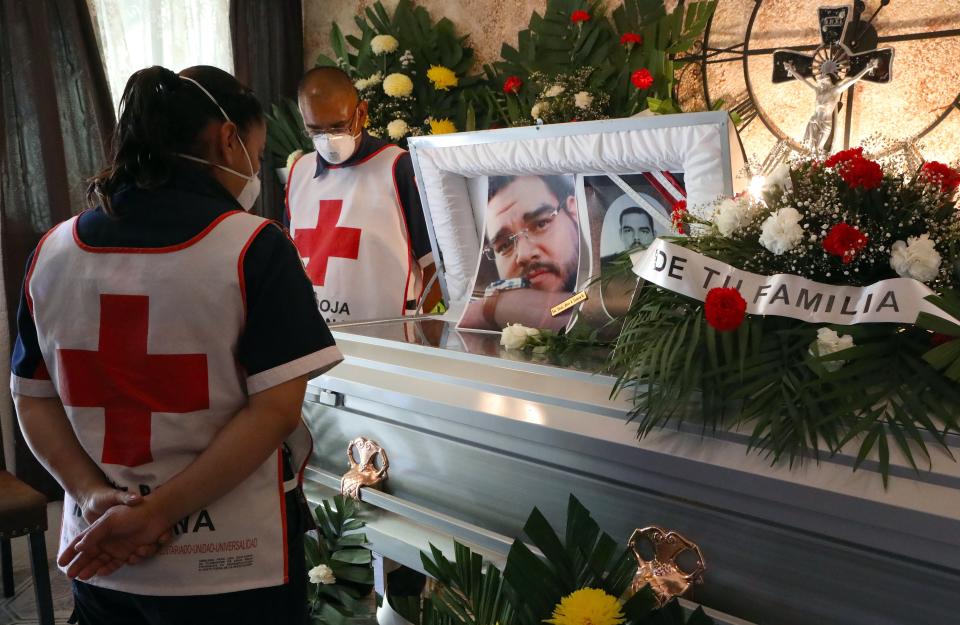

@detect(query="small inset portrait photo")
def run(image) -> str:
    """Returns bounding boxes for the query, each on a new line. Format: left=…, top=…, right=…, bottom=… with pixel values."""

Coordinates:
left=579, top=173, right=686, bottom=325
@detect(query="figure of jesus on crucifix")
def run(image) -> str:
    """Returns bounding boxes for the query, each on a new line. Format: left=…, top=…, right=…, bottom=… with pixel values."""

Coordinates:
left=772, top=5, right=894, bottom=155
left=784, top=57, right=880, bottom=153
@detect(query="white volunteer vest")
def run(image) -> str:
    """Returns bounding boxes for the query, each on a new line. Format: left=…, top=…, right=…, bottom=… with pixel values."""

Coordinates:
left=287, top=147, right=422, bottom=323
left=28, top=211, right=304, bottom=596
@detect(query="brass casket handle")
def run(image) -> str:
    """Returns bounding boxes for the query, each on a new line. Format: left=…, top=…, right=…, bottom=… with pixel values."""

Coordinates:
left=628, top=526, right=705, bottom=607
left=340, top=437, right=389, bottom=500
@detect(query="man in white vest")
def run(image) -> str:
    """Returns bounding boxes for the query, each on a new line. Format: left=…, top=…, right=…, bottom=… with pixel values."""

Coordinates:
left=286, top=67, right=439, bottom=324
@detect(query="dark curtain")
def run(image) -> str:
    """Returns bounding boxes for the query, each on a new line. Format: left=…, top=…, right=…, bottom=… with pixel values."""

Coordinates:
left=0, top=0, right=115, bottom=496
left=230, top=0, right=304, bottom=222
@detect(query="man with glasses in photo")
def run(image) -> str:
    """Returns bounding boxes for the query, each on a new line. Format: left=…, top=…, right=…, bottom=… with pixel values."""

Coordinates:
left=460, top=175, right=580, bottom=331
left=286, top=67, right=440, bottom=324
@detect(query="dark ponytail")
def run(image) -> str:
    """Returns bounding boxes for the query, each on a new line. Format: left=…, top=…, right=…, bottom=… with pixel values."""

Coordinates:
left=88, top=65, right=263, bottom=214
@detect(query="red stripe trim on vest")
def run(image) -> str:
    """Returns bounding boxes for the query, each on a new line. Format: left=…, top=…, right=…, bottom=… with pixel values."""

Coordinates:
left=296, top=421, right=313, bottom=486
left=24, top=222, right=65, bottom=316
left=285, top=153, right=307, bottom=223
left=391, top=152, right=416, bottom=316
left=324, top=143, right=394, bottom=170
left=278, top=450, right=289, bottom=583
left=72, top=209, right=243, bottom=254
left=238, top=221, right=272, bottom=316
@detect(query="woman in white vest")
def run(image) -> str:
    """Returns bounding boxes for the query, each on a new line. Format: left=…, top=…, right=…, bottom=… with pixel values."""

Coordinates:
left=10, top=65, right=341, bottom=624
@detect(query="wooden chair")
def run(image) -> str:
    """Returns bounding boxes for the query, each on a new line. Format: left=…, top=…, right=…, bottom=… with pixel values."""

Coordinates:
left=0, top=470, right=54, bottom=625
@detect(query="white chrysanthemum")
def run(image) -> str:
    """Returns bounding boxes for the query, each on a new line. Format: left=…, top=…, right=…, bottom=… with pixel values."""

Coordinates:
left=354, top=72, right=383, bottom=91
left=500, top=324, right=540, bottom=350
left=387, top=119, right=409, bottom=140
left=531, top=101, right=548, bottom=119
left=285, top=149, right=304, bottom=170
left=308, top=564, right=336, bottom=585
left=713, top=195, right=757, bottom=237
left=544, top=85, right=565, bottom=98
left=383, top=73, right=413, bottom=97
left=890, top=234, right=942, bottom=283
left=371, top=34, right=399, bottom=55
left=758, top=207, right=804, bottom=255
left=574, top=91, right=593, bottom=109
left=811, top=328, right=854, bottom=372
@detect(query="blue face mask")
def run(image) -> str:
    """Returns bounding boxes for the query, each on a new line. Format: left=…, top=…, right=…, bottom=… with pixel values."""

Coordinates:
left=177, top=75, right=261, bottom=211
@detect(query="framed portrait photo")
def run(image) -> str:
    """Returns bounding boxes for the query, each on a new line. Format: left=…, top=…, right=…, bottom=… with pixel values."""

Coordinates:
left=407, top=112, right=746, bottom=334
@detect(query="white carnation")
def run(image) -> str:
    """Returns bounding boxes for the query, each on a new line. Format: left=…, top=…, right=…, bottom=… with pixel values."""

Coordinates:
left=544, top=84, right=565, bottom=98
left=308, top=564, right=336, bottom=585
left=811, top=328, right=854, bottom=372
left=387, top=119, right=409, bottom=140
left=713, top=195, right=757, bottom=237
left=531, top=101, right=548, bottom=119
left=758, top=207, right=804, bottom=255
left=890, top=234, right=941, bottom=283
left=574, top=91, right=593, bottom=109
left=500, top=324, right=540, bottom=350
left=371, top=34, right=399, bottom=55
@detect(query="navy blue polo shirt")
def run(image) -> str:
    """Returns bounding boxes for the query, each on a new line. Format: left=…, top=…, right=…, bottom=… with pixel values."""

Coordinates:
left=11, top=163, right=337, bottom=386
left=285, top=131, right=433, bottom=263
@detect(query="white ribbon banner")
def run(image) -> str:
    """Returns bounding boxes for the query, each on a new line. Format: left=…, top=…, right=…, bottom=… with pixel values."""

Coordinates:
left=631, top=238, right=960, bottom=326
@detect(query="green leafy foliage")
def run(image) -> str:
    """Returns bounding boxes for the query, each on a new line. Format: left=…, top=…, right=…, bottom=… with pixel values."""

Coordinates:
left=484, top=0, right=716, bottom=126
left=399, top=495, right=712, bottom=625
left=265, top=98, right=313, bottom=166
left=316, top=0, right=488, bottom=145
left=603, top=261, right=960, bottom=486
left=306, top=496, right=374, bottom=625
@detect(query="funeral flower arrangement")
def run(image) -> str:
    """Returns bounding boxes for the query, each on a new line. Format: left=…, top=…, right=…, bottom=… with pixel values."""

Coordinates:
left=485, top=0, right=716, bottom=126
left=316, top=0, right=487, bottom=147
left=389, top=495, right=713, bottom=625
left=614, top=150, right=960, bottom=483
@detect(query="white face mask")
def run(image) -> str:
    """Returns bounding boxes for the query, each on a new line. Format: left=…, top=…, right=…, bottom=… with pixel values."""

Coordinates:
left=177, top=75, right=262, bottom=211
left=313, top=132, right=359, bottom=165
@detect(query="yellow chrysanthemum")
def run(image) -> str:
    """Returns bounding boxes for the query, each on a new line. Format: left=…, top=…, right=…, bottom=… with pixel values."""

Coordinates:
left=545, top=588, right=625, bottom=625
left=428, top=118, right=457, bottom=135
left=383, top=73, right=414, bottom=97
left=371, top=34, right=399, bottom=55
left=427, top=65, right=458, bottom=90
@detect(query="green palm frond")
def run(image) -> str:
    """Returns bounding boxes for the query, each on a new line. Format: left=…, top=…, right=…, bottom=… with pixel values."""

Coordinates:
left=307, top=496, right=374, bottom=625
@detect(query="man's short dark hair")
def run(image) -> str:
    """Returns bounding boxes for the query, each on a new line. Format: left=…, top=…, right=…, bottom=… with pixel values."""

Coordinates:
left=488, top=175, right=574, bottom=204
left=620, top=206, right=654, bottom=229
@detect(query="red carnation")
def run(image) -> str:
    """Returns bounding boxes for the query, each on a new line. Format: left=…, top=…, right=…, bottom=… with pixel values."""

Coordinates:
left=920, top=161, right=960, bottom=193
left=571, top=10, right=591, bottom=23
left=837, top=156, right=883, bottom=190
left=671, top=199, right=687, bottom=234
left=631, top=68, right=654, bottom=90
left=822, top=223, right=869, bottom=264
left=503, top=75, right=523, bottom=94
left=824, top=147, right=864, bottom=169
left=620, top=32, right=643, bottom=46
left=705, top=287, right=747, bottom=333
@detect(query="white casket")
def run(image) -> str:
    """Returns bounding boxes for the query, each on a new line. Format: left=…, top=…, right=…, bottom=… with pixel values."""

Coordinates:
left=301, top=113, right=960, bottom=625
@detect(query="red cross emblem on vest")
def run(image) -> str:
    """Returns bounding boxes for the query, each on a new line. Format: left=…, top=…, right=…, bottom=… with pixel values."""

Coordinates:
left=293, top=199, right=361, bottom=286
left=57, top=294, right=209, bottom=467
